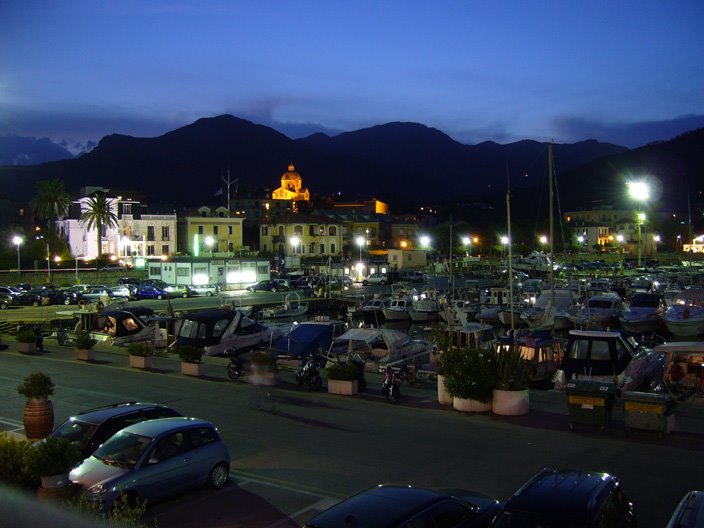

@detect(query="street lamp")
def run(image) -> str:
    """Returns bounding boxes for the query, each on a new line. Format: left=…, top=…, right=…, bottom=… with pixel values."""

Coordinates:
left=616, top=234, right=624, bottom=273
left=355, top=236, right=365, bottom=262
left=637, top=212, right=646, bottom=268
left=539, top=235, right=548, bottom=248
left=420, top=235, right=430, bottom=247
left=577, top=235, right=584, bottom=252
left=12, top=235, right=22, bottom=272
left=205, top=236, right=215, bottom=256
left=290, top=236, right=300, bottom=255
left=500, top=235, right=509, bottom=260
left=627, top=180, right=650, bottom=268
left=461, top=236, right=471, bottom=256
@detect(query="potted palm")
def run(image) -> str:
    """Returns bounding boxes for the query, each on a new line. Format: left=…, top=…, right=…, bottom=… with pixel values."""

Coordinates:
left=74, top=331, right=97, bottom=361
left=326, top=362, right=359, bottom=395
left=25, top=437, right=81, bottom=499
left=178, top=345, right=205, bottom=376
left=441, top=345, right=497, bottom=413
left=128, top=341, right=155, bottom=369
left=16, top=327, right=38, bottom=354
left=493, top=345, right=530, bottom=416
left=17, top=372, right=55, bottom=440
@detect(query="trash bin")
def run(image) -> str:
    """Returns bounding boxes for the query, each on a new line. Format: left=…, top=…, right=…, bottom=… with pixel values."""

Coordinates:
left=566, top=379, right=616, bottom=431
left=622, top=391, right=675, bottom=438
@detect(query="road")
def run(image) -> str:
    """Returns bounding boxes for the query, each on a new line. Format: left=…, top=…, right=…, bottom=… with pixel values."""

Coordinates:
left=1, top=341, right=702, bottom=527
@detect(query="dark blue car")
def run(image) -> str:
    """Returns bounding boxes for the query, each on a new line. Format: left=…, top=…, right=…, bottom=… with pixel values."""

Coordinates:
left=135, top=284, right=170, bottom=300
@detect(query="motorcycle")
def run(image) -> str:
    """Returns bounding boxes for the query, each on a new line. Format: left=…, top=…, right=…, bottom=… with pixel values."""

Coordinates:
left=226, top=349, right=245, bottom=380
left=296, top=355, right=323, bottom=391
left=381, top=365, right=403, bottom=404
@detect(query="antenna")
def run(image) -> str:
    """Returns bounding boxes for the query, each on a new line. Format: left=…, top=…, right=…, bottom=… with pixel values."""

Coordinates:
left=221, top=169, right=239, bottom=218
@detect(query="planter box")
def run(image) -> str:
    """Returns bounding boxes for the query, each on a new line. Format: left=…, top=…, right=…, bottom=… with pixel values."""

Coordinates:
left=181, top=361, right=205, bottom=377
left=328, top=379, right=358, bottom=395
left=437, top=374, right=453, bottom=406
left=453, top=397, right=492, bottom=413
left=75, top=348, right=95, bottom=361
left=24, top=398, right=54, bottom=440
left=492, top=389, right=530, bottom=416
left=129, top=355, right=153, bottom=369
left=17, top=342, right=37, bottom=354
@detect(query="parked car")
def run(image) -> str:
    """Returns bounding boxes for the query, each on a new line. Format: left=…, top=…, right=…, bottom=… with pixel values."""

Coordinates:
left=189, top=283, right=220, bottom=296
left=0, top=293, right=14, bottom=310
left=16, top=288, right=75, bottom=306
left=246, top=280, right=288, bottom=292
left=50, top=402, right=182, bottom=461
left=164, top=284, right=192, bottom=298
left=666, top=490, right=704, bottom=528
left=0, top=286, right=21, bottom=298
left=135, top=284, right=170, bottom=300
left=109, top=284, right=138, bottom=300
left=362, top=273, right=388, bottom=286
left=80, top=286, right=115, bottom=302
left=271, top=279, right=291, bottom=291
left=304, top=484, right=502, bottom=528
left=117, top=277, right=141, bottom=286
left=141, top=279, right=169, bottom=289
left=70, top=417, right=230, bottom=512
left=490, top=468, right=636, bottom=527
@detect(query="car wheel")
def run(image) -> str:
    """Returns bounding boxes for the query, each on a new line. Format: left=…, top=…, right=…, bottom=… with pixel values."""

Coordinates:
left=362, top=281, right=369, bottom=286
left=270, top=287, right=277, bottom=292
left=0, top=302, right=6, bottom=310
left=32, top=300, right=39, bottom=307
left=64, top=298, right=71, bottom=305
left=157, top=294, right=163, bottom=300
left=207, top=462, right=229, bottom=489
left=182, top=292, right=188, bottom=298
left=206, top=291, right=214, bottom=296
left=379, top=280, right=387, bottom=285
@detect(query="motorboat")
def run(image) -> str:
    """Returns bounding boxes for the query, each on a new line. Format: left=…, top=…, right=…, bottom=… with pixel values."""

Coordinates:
left=408, top=291, right=441, bottom=323
left=520, top=288, right=575, bottom=331
left=175, top=308, right=283, bottom=357
left=258, top=293, right=309, bottom=320
left=382, top=297, right=412, bottom=322
left=554, top=329, right=642, bottom=386
left=664, top=289, right=704, bottom=338
left=269, top=319, right=347, bottom=359
left=477, top=287, right=509, bottom=323
left=439, top=299, right=479, bottom=325
left=619, top=293, right=666, bottom=334
left=355, top=297, right=390, bottom=326
left=496, top=332, right=561, bottom=388
left=328, top=327, right=435, bottom=371
left=566, top=293, right=623, bottom=329
left=444, top=321, right=498, bottom=354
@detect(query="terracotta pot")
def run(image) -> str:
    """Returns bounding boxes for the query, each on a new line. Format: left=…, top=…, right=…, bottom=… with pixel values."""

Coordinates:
left=328, top=379, right=358, bottom=395
left=492, top=389, right=530, bottom=416
left=23, top=398, right=54, bottom=440
left=181, top=361, right=204, bottom=377
left=129, top=355, right=152, bottom=369
left=75, top=348, right=95, bottom=361
left=437, top=374, right=452, bottom=405
left=452, top=397, right=492, bottom=413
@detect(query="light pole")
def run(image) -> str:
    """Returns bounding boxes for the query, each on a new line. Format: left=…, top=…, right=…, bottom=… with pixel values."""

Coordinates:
left=637, top=212, right=646, bottom=268
left=205, top=236, right=215, bottom=256
left=616, top=234, right=624, bottom=274
left=627, top=180, right=650, bottom=268
left=539, top=235, right=548, bottom=251
left=12, top=235, right=22, bottom=272
left=462, top=236, right=470, bottom=256
left=500, top=235, right=509, bottom=260
left=290, top=236, right=300, bottom=255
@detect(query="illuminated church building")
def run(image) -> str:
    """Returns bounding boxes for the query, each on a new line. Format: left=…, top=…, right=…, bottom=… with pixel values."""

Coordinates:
left=271, top=164, right=310, bottom=212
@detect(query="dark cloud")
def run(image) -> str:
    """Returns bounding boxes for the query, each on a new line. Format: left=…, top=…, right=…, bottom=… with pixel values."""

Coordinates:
left=551, top=114, right=704, bottom=148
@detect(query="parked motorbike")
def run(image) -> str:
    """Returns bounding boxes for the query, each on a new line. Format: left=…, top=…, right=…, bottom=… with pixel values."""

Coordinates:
left=381, top=365, right=402, bottom=404
left=296, top=355, right=323, bottom=391
left=225, top=349, right=244, bottom=380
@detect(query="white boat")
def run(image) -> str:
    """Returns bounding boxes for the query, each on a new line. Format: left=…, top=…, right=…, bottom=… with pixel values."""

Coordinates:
left=382, top=297, right=412, bottom=322
left=439, top=299, right=479, bottom=325
left=477, top=287, right=509, bottom=323
left=664, top=289, right=704, bottom=338
left=520, top=288, right=576, bottom=331
left=258, top=293, right=308, bottom=320
left=445, top=321, right=498, bottom=353
left=328, top=327, right=435, bottom=370
left=408, top=291, right=441, bottom=323
left=619, top=292, right=666, bottom=334
left=566, top=293, right=623, bottom=329
left=357, top=297, right=390, bottom=326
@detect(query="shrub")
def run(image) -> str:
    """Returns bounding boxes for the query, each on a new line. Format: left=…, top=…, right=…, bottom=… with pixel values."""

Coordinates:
left=495, top=345, right=528, bottom=390
left=0, top=433, right=35, bottom=488
left=73, top=331, right=96, bottom=350
left=17, top=372, right=55, bottom=400
left=16, top=328, right=37, bottom=344
left=177, top=345, right=204, bottom=364
left=128, top=342, right=155, bottom=357
left=24, top=437, right=81, bottom=479
left=250, top=351, right=276, bottom=369
left=440, top=346, right=497, bottom=403
left=326, top=362, right=359, bottom=381
left=67, top=493, right=149, bottom=526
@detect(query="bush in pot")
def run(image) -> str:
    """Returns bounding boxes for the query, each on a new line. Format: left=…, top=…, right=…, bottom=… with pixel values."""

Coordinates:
left=0, top=433, right=35, bottom=488
left=178, top=345, right=205, bottom=376
left=493, top=345, right=530, bottom=416
left=439, top=345, right=497, bottom=409
left=249, top=351, right=277, bottom=372
left=17, top=372, right=55, bottom=440
left=128, top=341, right=157, bottom=369
left=74, top=331, right=96, bottom=350
left=326, top=361, right=359, bottom=395
left=25, top=437, right=81, bottom=487
left=16, top=327, right=37, bottom=353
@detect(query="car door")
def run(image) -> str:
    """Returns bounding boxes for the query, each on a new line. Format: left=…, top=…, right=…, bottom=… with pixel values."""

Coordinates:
left=134, top=431, right=193, bottom=501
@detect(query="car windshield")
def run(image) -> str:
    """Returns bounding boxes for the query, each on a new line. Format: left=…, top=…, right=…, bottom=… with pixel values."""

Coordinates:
left=94, top=430, right=152, bottom=468
left=51, top=418, right=98, bottom=451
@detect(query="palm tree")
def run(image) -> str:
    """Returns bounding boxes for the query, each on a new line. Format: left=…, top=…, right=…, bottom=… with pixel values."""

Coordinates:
left=30, top=179, right=72, bottom=241
left=79, top=192, right=119, bottom=260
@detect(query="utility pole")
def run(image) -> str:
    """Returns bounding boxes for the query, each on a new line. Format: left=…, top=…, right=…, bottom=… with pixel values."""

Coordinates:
left=221, top=170, right=239, bottom=217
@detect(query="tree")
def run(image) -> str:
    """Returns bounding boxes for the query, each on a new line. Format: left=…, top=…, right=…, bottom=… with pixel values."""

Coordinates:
left=30, top=179, right=72, bottom=245
left=78, top=192, right=118, bottom=260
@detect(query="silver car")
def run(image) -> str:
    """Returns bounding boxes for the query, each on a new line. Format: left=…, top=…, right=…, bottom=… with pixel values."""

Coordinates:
left=188, top=283, right=220, bottom=296
left=70, top=417, right=230, bottom=511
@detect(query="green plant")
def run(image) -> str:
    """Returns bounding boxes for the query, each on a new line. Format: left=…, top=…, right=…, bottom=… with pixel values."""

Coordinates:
left=250, top=351, right=276, bottom=368
left=24, top=437, right=81, bottom=478
left=327, top=362, right=359, bottom=381
left=17, top=372, right=55, bottom=400
left=177, top=345, right=204, bottom=364
left=67, top=493, right=150, bottom=526
left=16, top=328, right=37, bottom=344
left=74, top=331, right=97, bottom=350
left=495, top=345, right=528, bottom=391
left=439, top=346, right=497, bottom=403
left=0, top=433, right=35, bottom=488
left=128, top=341, right=155, bottom=357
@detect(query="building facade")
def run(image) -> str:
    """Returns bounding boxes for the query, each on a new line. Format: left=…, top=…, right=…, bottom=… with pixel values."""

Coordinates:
left=259, top=213, right=343, bottom=257
left=177, top=206, right=245, bottom=256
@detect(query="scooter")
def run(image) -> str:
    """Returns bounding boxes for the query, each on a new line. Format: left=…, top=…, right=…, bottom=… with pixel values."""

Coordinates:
left=225, top=349, right=244, bottom=380
left=381, top=365, right=402, bottom=404
left=296, top=355, right=323, bottom=391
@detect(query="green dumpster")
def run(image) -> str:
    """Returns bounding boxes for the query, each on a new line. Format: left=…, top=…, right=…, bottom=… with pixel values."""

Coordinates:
left=622, top=391, right=675, bottom=438
left=566, top=380, right=616, bottom=431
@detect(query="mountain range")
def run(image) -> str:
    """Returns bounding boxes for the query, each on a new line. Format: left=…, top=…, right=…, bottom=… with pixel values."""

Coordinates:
left=1, top=115, right=702, bottom=221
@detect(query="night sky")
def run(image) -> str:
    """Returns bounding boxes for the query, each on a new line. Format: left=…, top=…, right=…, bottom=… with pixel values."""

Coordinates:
left=2, top=1, right=703, bottom=153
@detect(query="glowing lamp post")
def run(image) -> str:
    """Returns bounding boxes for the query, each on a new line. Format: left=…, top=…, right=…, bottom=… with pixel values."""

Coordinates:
left=12, top=235, right=22, bottom=272
left=637, top=212, right=646, bottom=268
left=577, top=235, right=584, bottom=252
left=462, top=236, right=471, bottom=256
left=356, top=236, right=365, bottom=262
left=205, top=236, right=215, bottom=256
left=290, top=236, right=300, bottom=255
left=420, top=235, right=430, bottom=248
left=616, top=234, right=624, bottom=273
left=500, top=235, right=509, bottom=260
left=627, top=180, right=650, bottom=268
left=539, top=235, right=548, bottom=249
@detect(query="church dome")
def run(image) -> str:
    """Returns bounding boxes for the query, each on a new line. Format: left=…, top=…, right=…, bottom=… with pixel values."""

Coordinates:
left=282, top=163, right=301, bottom=181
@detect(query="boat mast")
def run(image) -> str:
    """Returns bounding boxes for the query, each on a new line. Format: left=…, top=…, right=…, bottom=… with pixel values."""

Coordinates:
left=506, top=183, right=515, bottom=334
left=549, top=144, right=555, bottom=308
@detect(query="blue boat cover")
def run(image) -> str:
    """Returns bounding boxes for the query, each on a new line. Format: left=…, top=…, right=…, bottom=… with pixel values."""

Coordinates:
left=272, top=323, right=334, bottom=359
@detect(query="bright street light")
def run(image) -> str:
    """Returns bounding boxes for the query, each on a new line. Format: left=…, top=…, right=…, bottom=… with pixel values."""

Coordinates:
left=290, top=236, right=300, bottom=254
left=461, top=236, right=471, bottom=256
left=628, top=180, right=650, bottom=268
left=420, top=235, right=430, bottom=247
left=12, top=235, right=22, bottom=272
left=355, top=236, right=365, bottom=263
left=205, top=236, right=215, bottom=256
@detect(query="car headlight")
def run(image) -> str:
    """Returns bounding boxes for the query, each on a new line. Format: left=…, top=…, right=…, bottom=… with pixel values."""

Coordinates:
left=87, top=483, right=108, bottom=497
